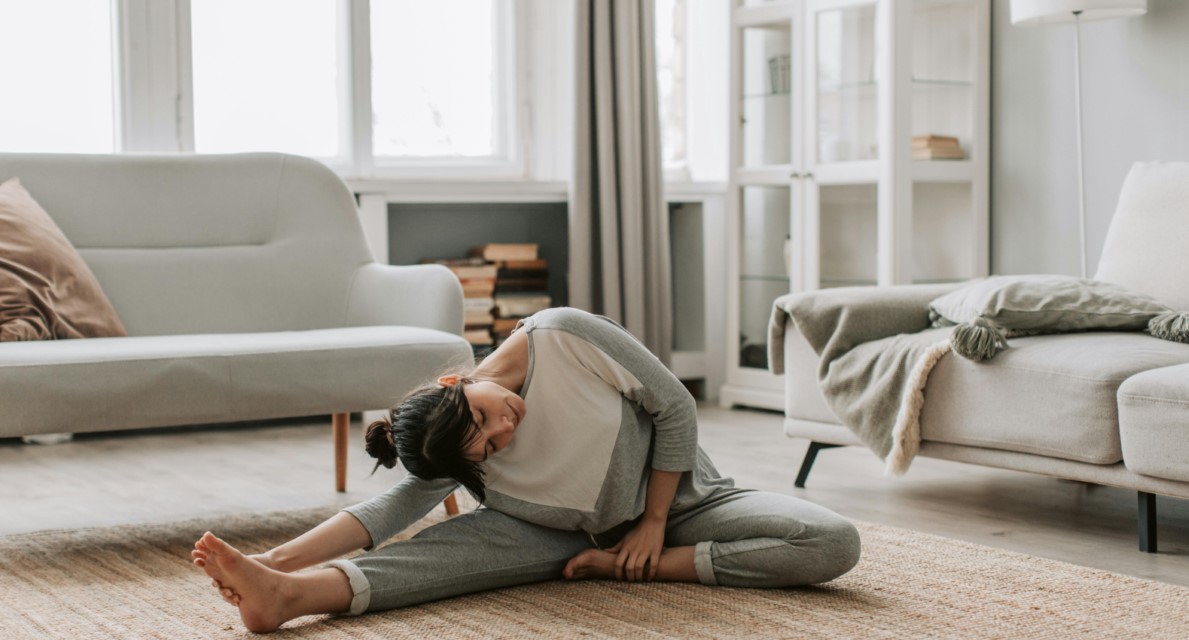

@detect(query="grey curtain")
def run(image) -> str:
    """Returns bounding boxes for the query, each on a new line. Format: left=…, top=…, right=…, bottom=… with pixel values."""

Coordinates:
left=571, top=0, right=672, bottom=366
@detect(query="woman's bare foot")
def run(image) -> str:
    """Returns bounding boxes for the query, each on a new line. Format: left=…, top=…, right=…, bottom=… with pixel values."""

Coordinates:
left=192, top=532, right=294, bottom=633
left=563, top=548, right=619, bottom=580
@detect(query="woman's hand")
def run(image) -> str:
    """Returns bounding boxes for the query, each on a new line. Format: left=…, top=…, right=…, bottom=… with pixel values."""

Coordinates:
left=609, top=516, right=666, bottom=582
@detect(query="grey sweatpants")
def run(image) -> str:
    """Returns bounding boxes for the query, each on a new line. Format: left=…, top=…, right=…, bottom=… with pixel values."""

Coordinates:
left=328, top=490, right=860, bottom=615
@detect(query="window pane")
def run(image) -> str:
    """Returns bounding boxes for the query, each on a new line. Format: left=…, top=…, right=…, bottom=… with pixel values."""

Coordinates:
left=370, top=0, right=501, bottom=158
left=191, top=0, right=341, bottom=157
left=655, top=0, right=686, bottom=169
left=0, top=0, right=115, bottom=153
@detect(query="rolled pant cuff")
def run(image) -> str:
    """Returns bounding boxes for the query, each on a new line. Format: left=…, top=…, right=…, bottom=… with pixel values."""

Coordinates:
left=328, top=559, right=371, bottom=615
left=693, top=541, right=718, bottom=586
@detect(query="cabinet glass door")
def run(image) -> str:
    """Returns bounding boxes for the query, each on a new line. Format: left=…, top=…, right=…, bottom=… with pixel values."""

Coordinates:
left=738, top=186, right=791, bottom=370
left=815, top=183, right=878, bottom=288
left=911, top=0, right=976, bottom=161
left=813, top=2, right=878, bottom=164
left=741, top=23, right=793, bottom=168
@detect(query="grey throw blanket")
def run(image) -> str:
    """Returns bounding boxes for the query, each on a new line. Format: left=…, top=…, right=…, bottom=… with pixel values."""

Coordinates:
left=769, top=284, right=960, bottom=474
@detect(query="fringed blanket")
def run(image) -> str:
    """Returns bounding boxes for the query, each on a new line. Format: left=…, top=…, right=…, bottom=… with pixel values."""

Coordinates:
left=769, top=285, right=960, bottom=475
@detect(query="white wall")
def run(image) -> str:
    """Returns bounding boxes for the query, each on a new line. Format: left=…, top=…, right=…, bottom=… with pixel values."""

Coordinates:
left=991, top=0, right=1189, bottom=275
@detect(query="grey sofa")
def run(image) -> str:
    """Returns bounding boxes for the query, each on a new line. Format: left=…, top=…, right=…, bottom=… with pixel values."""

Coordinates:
left=775, top=161, right=1189, bottom=552
left=0, top=152, right=472, bottom=491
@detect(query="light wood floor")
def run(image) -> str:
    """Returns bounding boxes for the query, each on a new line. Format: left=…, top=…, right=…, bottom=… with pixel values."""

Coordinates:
left=1, top=405, right=1186, bottom=586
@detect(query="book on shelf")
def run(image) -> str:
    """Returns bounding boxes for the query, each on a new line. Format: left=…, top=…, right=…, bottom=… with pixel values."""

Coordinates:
left=495, top=277, right=550, bottom=293
left=912, top=134, right=960, bottom=149
left=460, top=279, right=496, bottom=298
left=491, top=317, right=521, bottom=344
left=911, top=133, right=964, bottom=160
left=912, top=146, right=964, bottom=160
left=497, top=266, right=548, bottom=279
left=464, top=309, right=495, bottom=326
left=420, top=257, right=499, bottom=280
left=470, top=243, right=539, bottom=262
left=492, top=317, right=521, bottom=333
left=494, top=292, right=552, bottom=318
left=495, top=258, right=547, bottom=271
left=494, top=255, right=548, bottom=291
left=464, top=296, right=494, bottom=311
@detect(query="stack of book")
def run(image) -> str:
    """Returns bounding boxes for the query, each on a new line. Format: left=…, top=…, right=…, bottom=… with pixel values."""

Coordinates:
left=421, top=257, right=498, bottom=348
left=912, top=134, right=964, bottom=160
left=470, top=243, right=553, bottom=345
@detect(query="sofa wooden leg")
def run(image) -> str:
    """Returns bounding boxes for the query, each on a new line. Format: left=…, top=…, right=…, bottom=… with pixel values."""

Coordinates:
left=1138, top=491, right=1157, bottom=553
left=444, top=493, right=460, bottom=515
left=794, top=442, right=844, bottom=488
left=333, top=412, right=350, bottom=493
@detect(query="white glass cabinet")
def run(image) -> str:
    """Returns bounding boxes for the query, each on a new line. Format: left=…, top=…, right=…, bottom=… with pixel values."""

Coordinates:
left=721, top=0, right=990, bottom=411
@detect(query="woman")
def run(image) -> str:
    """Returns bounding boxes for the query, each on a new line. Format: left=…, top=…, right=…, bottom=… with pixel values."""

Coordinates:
left=191, top=307, right=860, bottom=633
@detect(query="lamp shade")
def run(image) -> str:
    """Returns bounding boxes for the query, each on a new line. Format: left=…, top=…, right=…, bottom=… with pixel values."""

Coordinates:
left=1010, top=0, right=1147, bottom=25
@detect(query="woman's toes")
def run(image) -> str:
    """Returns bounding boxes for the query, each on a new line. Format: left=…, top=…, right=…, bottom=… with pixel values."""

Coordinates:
left=200, top=532, right=234, bottom=554
left=220, top=587, right=240, bottom=605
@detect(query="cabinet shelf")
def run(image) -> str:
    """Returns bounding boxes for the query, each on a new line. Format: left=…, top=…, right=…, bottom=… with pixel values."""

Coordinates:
left=912, top=78, right=973, bottom=87
left=817, top=80, right=876, bottom=93
left=741, top=274, right=791, bottom=283
left=742, top=91, right=792, bottom=100
left=820, top=278, right=878, bottom=288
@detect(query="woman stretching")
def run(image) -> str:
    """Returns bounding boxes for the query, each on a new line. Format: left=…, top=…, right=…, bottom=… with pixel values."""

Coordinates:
left=192, top=307, right=860, bottom=633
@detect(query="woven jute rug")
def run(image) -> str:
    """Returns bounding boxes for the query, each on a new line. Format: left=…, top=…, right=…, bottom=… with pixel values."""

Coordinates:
left=2, top=504, right=1187, bottom=640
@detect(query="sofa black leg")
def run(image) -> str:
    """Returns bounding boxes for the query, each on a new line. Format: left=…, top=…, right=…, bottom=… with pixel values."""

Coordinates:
left=1138, top=491, right=1157, bottom=553
left=794, top=442, right=844, bottom=488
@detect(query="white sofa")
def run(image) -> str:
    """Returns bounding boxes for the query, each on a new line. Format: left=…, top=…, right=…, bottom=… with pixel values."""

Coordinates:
left=776, top=161, right=1189, bottom=552
left=0, top=152, right=473, bottom=491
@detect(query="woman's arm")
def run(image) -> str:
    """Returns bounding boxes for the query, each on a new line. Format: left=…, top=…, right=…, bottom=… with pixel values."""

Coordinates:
left=256, top=474, right=458, bottom=572
left=253, top=512, right=373, bottom=573
left=540, top=309, right=700, bottom=474
left=611, top=468, right=682, bottom=582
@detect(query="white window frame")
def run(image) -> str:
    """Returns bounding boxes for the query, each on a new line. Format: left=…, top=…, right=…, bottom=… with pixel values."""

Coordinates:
left=114, top=0, right=540, bottom=181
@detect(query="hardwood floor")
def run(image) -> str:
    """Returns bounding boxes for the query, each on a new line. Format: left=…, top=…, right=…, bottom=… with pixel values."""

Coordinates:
left=1, top=404, right=1185, bottom=586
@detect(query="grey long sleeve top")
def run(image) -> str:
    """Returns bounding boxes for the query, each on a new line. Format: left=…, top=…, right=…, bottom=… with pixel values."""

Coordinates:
left=344, top=307, right=737, bottom=547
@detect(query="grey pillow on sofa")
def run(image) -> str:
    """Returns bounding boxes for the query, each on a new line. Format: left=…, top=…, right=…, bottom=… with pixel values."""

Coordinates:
left=929, top=275, right=1188, bottom=361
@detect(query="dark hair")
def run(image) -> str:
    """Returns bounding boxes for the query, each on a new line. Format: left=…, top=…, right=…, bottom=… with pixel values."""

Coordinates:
left=364, top=378, right=488, bottom=502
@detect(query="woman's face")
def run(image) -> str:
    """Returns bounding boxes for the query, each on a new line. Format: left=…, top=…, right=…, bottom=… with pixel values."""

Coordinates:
left=458, top=380, right=525, bottom=463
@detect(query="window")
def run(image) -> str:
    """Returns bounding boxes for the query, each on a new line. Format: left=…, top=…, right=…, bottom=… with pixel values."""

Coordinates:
left=370, top=0, right=513, bottom=163
left=0, top=0, right=526, bottom=177
left=657, top=0, right=728, bottom=184
left=655, top=0, right=687, bottom=173
left=0, top=0, right=116, bottom=153
left=190, top=0, right=344, bottom=159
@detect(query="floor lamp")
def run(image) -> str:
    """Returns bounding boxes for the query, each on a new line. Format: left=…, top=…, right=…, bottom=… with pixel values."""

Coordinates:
left=1009, top=0, right=1148, bottom=278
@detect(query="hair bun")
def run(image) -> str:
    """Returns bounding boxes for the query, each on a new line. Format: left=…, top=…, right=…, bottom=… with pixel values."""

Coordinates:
left=364, top=418, right=399, bottom=470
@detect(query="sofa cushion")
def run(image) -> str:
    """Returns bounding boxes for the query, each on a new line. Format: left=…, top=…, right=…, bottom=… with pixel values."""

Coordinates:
left=0, top=178, right=127, bottom=341
left=0, top=327, right=472, bottom=435
left=1095, top=161, right=1189, bottom=311
left=919, top=332, right=1189, bottom=464
left=929, top=275, right=1169, bottom=333
left=927, top=275, right=1178, bottom=361
left=1118, top=363, right=1189, bottom=482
